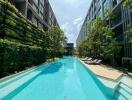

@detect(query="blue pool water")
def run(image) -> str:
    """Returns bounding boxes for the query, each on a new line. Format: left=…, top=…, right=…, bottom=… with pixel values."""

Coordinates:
left=1, top=57, right=115, bottom=100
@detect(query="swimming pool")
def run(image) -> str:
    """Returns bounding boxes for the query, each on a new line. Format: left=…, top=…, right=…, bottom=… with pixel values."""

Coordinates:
left=0, top=57, right=115, bottom=100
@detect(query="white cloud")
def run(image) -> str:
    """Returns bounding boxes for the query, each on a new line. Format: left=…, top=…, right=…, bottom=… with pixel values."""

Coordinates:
left=49, top=0, right=92, bottom=44
left=65, top=31, right=72, bottom=38
left=73, top=17, right=83, bottom=25
left=60, top=17, right=84, bottom=43
left=60, top=22, right=69, bottom=30
left=73, top=17, right=84, bottom=31
left=61, top=22, right=72, bottom=41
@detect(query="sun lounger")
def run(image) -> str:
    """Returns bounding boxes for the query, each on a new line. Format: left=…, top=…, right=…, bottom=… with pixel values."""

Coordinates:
left=94, top=60, right=102, bottom=65
left=82, top=58, right=92, bottom=61
left=85, top=59, right=97, bottom=63
left=85, top=59, right=102, bottom=65
left=81, top=57, right=89, bottom=61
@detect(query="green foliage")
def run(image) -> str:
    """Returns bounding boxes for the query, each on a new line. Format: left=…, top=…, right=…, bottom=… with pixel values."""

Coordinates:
left=104, top=8, right=112, bottom=17
left=123, top=0, right=132, bottom=5
left=0, top=15, right=3, bottom=22
left=47, top=26, right=67, bottom=55
left=123, top=57, right=132, bottom=71
left=6, top=15, right=16, bottom=26
left=5, top=28, right=17, bottom=37
left=77, top=17, right=121, bottom=65
left=0, top=1, right=67, bottom=77
left=0, top=39, right=47, bottom=77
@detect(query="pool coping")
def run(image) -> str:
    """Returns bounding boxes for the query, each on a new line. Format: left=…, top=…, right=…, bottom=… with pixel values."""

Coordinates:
left=78, top=59, right=123, bottom=81
left=0, top=62, right=48, bottom=83
left=78, top=58, right=132, bottom=90
left=97, top=73, right=123, bottom=82
left=0, top=66, right=36, bottom=82
left=77, top=58, right=123, bottom=87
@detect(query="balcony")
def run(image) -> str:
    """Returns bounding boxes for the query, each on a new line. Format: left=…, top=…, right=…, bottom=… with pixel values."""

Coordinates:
left=110, top=6, right=122, bottom=28
left=113, top=24, right=124, bottom=44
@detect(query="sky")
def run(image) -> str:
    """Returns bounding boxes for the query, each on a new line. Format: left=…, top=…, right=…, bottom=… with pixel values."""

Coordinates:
left=49, top=0, right=92, bottom=46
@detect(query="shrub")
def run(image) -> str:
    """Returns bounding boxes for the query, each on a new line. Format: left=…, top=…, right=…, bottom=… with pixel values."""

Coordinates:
left=0, top=15, right=3, bottom=22
left=0, top=39, right=47, bottom=78
left=123, top=57, right=132, bottom=71
left=0, top=0, right=66, bottom=78
left=5, top=28, right=18, bottom=37
left=6, top=15, right=16, bottom=26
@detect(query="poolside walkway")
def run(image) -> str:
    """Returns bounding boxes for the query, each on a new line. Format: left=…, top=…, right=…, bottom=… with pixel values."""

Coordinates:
left=80, top=60, right=123, bottom=80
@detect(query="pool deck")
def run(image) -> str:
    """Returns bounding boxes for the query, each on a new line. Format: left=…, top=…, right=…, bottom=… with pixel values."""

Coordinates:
left=80, top=60, right=123, bottom=81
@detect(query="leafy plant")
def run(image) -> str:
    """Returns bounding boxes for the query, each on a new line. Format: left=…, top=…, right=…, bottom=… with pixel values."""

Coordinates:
left=123, top=57, right=132, bottom=71
left=0, top=39, right=47, bottom=77
left=46, top=26, right=67, bottom=57
left=0, top=0, right=67, bottom=77
left=77, top=17, right=121, bottom=65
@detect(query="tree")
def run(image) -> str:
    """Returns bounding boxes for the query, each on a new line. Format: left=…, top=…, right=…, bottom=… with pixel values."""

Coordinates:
left=47, top=26, right=67, bottom=57
left=101, top=28, right=121, bottom=65
left=124, top=0, right=132, bottom=5
left=77, top=17, right=121, bottom=65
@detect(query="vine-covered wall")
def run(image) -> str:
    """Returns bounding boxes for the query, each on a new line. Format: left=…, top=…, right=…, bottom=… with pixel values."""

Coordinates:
left=0, top=0, right=50, bottom=77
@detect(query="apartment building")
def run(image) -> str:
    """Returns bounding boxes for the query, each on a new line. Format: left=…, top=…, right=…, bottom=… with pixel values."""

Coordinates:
left=76, top=0, right=132, bottom=57
left=8, top=0, right=59, bottom=31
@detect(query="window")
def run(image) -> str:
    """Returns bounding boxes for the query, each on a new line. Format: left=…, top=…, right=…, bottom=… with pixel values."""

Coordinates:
left=38, top=22, right=43, bottom=28
left=49, top=19, right=52, bottom=25
left=96, top=0, right=100, bottom=3
left=39, top=3, right=43, bottom=13
left=90, top=9, right=92, bottom=19
left=40, top=0, right=44, bottom=5
left=103, top=0, right=111, bottom=16
left=39, top=12, right=43, bottom=19
left=113, top=0, right=117, bottom=7
left=49, top=11, right=52, bottom=18
left=95, top=0, right=100, bottom=9
left=117, top=0, right=121, bottom=3
left=27, top=10, right=32, bottom=20
left=32, top=16, right=38, bottom=26
left=33, top=0, right=38, bottom=6
left=97, top=8, right=102, bottom=18
left=32, top=4, right=39, bottom=13
left=103, top=0, right=111, bottom=9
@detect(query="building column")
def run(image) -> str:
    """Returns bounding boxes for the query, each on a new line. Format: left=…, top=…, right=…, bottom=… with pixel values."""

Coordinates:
left=101, top=0, right=104, bottom=19
left=24, top=1, right=28, bottom=17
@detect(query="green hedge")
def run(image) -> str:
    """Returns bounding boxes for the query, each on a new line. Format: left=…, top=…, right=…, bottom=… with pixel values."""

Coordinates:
left=123, top=57, right=132, bottom=71
left=0, top=0, right=61, bottom=78
left=0, top=39, right=47, bottom=77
